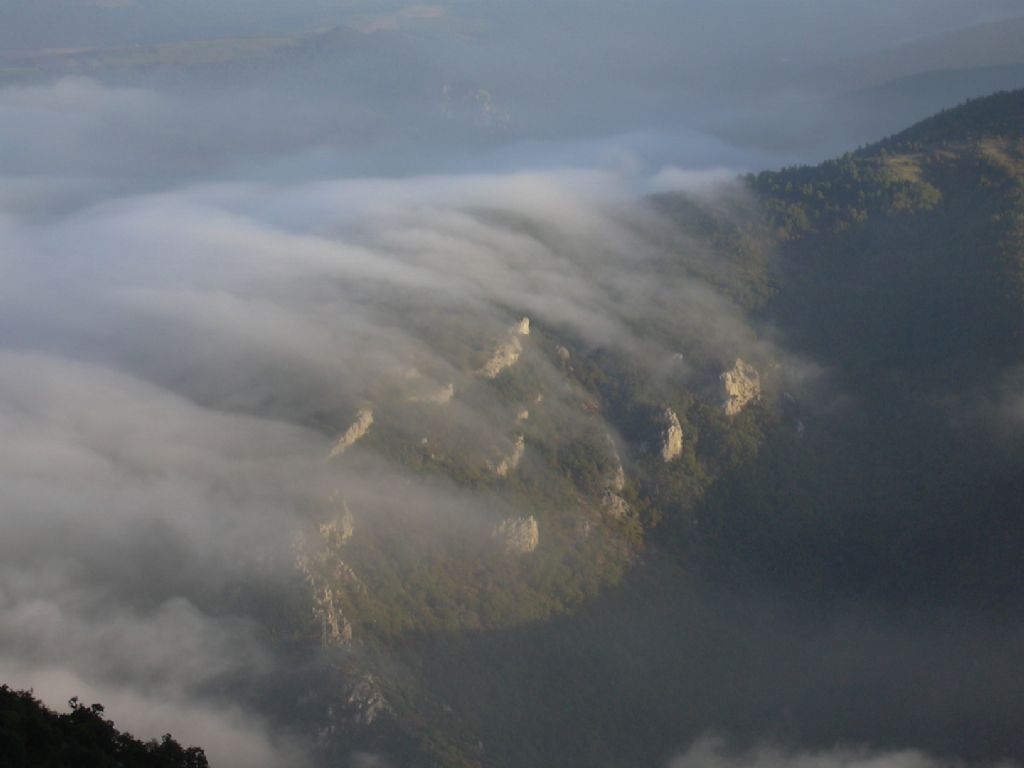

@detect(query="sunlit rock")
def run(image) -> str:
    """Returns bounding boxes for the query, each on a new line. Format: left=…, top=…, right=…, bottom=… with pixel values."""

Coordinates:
left=480, top=338, right=522, bottom=379
left=293, top=500, right=366, bottom=649
left=489, top=434, right=525, bottom=478
left=604, top=433, right=626, bottom=491
left=320, top=498, right=355, bottom=548
left=327, top=408, right=374, bottom=459
left=344, top=675, right=392, bottom=726
left=721, top=358, right=760, bottom=416
left=493, top=515, right=539, bottom=554
left=660, top=408, right=683, bottom=462
left=479, top=317, right=531, bottom=378
left=294, top=537, right=356, bottom=648
left=317, top=584, right=353, bottom=647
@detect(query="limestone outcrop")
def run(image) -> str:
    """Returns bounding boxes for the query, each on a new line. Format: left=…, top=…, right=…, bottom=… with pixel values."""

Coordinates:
left=479, top=317, right=531, bottom=379
left=493, top=515, right=539, bottom=554
left=601, top=489, right=630, bottom=520
left=294, top=501, right=366, bottom=649
left=313, top=584, right=353, bottom=647
left=659, top=408, right=683, bottom=462
left=489, top=434, right=525, bottom=478
left=604, top=433, right=626, bottom=492
left=327, top=408, right=374, bottom=459
left=721, top=358, right=760, bottom=416
left=319, top=498, right=355, bottom=548
left=344, top=675, right=392, bottom=726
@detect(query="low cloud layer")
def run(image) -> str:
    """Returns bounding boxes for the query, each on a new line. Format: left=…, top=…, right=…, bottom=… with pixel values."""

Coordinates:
left=671, top=737, right=1018, bottom=768
left=0, top=74, right=796, bottom=761
left=1, top=53, right=1020, bottom=767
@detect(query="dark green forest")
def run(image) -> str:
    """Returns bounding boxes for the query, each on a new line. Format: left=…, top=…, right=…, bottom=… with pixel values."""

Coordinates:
left=0, top=686, right=207, bottom=768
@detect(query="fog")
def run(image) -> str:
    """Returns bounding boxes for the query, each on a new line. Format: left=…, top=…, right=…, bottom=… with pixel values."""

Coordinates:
left=0, top=80, right=786, bottom=762
left=670, top=737, right=1016, bottom=768
left=4, top=0, right=1024, bottom=177
left=1, top=3, right=1023, bottom=767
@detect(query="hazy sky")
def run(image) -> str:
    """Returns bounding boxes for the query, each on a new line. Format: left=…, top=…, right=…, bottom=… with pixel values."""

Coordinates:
left=2, top=0, right=1022, bottom=51
left=4, top=1, right=1023, bottom=177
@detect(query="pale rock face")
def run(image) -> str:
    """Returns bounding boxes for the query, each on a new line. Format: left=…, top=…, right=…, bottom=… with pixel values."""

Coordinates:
left=493, top=515, right=539, bottom=554
left=602, top=490, right=630, bottom=520
left=327, top=408, right=374, bottom=459
left=315, top=584, right=353, bottom=646
left=721, top=358, right=761, bottom=416
left=516, top=408, right=530, bottom=423
left=320, top=499, right=355, bottom=548
left=480, top=336, right=522, bottom=379
left=660, top=408, right=683, bottom=462
left=489, top=434, right=525, bottom=478
left=479, top=317, right=531, bottom=378
left=345, top=675, right=392, bottom=726
left=294, top=538, right=355, bottom=648
left=293, top=501, right=365, bottom=649
left=604, top=433, right=626, bottom=492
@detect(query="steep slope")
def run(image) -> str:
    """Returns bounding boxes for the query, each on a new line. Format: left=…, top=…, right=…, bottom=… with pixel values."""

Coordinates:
left=691, top=89, right=1024, bottom=604
left=214, top=91, right=1024, bottom=768
left=354, top=90, right=1024, bottom=767
left=755, top=90, right=1024, bottom=379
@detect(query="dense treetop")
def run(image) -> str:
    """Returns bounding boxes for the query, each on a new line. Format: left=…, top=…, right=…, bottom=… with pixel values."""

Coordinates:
left=0, top=686, right=208, bottom=768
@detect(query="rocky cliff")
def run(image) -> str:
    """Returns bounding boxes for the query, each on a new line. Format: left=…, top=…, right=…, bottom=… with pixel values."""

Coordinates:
left=327, top=408, right=374, bottom=459
left=493, top=516, right=540, bottom=555
left=721, top=359, right=760, bottom=416
left=659, top=408, right=684, bottom=462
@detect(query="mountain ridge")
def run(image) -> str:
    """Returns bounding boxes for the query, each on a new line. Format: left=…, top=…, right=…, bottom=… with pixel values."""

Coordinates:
left=271, top=89, right=1024, bottom=766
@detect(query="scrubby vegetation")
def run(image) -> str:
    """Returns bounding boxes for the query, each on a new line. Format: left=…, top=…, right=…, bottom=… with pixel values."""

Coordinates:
left=0, top=686, right=207, bottom=768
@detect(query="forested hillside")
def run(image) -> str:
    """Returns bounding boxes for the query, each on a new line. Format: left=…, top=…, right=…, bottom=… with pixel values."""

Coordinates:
left=259, top=90, right=1024, bottom=767
left=705, top=89, right=1024, bottom=605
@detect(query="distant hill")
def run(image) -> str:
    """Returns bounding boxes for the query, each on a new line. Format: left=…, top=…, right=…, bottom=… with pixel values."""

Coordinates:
left=823, top=63, right=1024, bottom=150
left=704, top=18, right=1024, bottom=162
left=845, top=16, right=1024, bottom=91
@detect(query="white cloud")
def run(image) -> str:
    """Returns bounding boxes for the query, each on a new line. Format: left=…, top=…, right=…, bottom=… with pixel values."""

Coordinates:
left=670, top=736, right=1017, bottom=768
